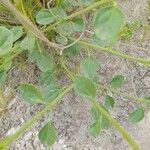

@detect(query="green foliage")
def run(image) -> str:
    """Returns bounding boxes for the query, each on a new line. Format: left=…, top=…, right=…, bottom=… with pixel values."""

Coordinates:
left=20, top=32, right=35, bottom=51
left=93, top=6, right=124, bottom=46
left=74, top=75, right=96, bottom=99
left=0, top=1, right=148, bottom=149
left=11, top=26, right=23, bottom=42
left=129, top=108, right=144, bottom=123
left=80, top=57, right=100, bottom=80
left=64, top=41, right=80, bottom=55
left=110, top=75, right=125, bottom=89
left=36, top=7, right=67, bottom=25
left=90, top=120, right=101, bottom=137
left=0, top=26, right=14, bottom=55
left=38, top=71, right=61, bottom=102
left=19, top=84, right=43, bottom=104
left=0, top=70, right=6, bottom=87
left=38, top=122, right=57, bottom=146
left=36, top=9, right=56, bottom=25
left=56, top=18, right=84, bottom=36
left=36, top=51, right=53, bottom=72
left=104, top=95, right=115, bottom=109
left=90, top=106, right=110, bottom=137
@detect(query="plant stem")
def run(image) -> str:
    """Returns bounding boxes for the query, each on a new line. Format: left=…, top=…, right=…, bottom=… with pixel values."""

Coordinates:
left=0, top=84, right=73, bottom=149
left=35, top=0, right=43, bottom=8
left=98, top=85, right=150, bottom=105
left=61, top=61, right=141, bottom=149
left=44, top=0, right=114, bottom=32
left=70, top=38, right=150, bottom=66
left=0, top=0, right=62, bottom=50
left=61, top=59, right=149, bottom=105
left=60, top=57, right=75, bottom=81
left=91, top=98, right=140, bottom=150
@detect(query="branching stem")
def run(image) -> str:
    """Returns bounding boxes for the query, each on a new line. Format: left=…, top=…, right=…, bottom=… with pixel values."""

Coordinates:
left=0, top=84, right=73, bottom=149
left=91, top=98, right=140, bottom=150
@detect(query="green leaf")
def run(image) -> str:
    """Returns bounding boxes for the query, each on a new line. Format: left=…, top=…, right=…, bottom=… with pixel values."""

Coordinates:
left=90, top=34, right=108, bottom=47
left=104, top=95, right=115, bottom=109
left=38, top=71, right=54, bottom=87
left=20, top=32, right=35, bottom=51
left=89, top=120, right=101, bottom=137
left=0, top=26, right=14, bottom=55
left=36, top=9, right=55, bottom=25
left=38, top=122, right=57, bottom=146
left=72, top=18, right=84, bottom=32
left=89, top=106, right=110, bottom=137
left=100, top=115, right=110, bottom=129
left=90, top=106, right=110, bottom=129
left=74, top=75, right=96, bottom=99
left=81, top=0, right=93, bottom=6
left=64, top=41, right=80, bottom=55
left=55, top=35, right=68, bottom=45
left=36, top=8, right=67, bottom=25
left=11, top=26, right=23, bottom=42
left=29, top=40, right=53, bottom=72
left=51, top=7, right=67, bottom=19
left=56, top=21, right=74, bottom=36
left=68, top=0, right=78, bottom=6
left=19, top=84, right=43, bottom=104
left=93, top=6, right=125, bottom=46
left=80, top=57, right=100, bottom=79
left=129, top=108, right=144, bottom=123
left=56, top=19, right=84, bottom=36
left=90, top=106, right=101, bottom=121
left=0, top=70, right=6, bottom=87
left=36, top=51, right=53, bottom=72
left=110, top=75, right=125, bottom=89
left=40, top=83, right=60, bottom=102
left=38, top=71, right=60, bottom=102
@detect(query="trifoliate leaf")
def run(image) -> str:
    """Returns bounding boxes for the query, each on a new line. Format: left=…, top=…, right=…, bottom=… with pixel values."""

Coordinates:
left=38, top=122, right=57, bottom=146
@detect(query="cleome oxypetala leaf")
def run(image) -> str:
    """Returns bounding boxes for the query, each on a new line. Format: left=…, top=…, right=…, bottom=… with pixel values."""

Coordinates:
left=93, top=6, right=125, bottom=46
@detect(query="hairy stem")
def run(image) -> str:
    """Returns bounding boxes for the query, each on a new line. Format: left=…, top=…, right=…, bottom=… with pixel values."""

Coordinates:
left=0, top=0, right=62, bottom=50
left=44, top=0, right=114, bottom=32
left=91, top=99, right=140, bottom=150
left=99, top=85, right=150, bottom=105
left=0, top=84, right=73, bottom=148
left=61, top=61, right=141, bottom=149
left=70, top=38, right=150, bottom=66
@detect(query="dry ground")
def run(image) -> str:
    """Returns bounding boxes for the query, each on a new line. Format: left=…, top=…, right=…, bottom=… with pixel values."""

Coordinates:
left=0, top=0, right=150, bottom=149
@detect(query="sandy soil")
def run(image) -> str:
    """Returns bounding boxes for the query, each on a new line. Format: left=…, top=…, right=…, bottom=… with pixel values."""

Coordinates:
left=0, top=0, right=150, bottom=149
